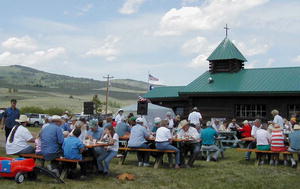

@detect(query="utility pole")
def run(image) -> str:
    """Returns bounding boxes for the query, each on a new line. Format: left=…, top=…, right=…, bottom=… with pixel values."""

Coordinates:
left=103, top=74, right=114, bottom=115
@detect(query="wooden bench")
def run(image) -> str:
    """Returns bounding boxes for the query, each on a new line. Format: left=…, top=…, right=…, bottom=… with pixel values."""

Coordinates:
left=19, top=154, right=93, bottom=180
left=118, top=147, right=176, bottom=168
left=236, top=148, right=292, bottom=166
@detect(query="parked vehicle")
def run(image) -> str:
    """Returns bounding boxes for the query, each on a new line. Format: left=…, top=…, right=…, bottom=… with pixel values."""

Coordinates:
left=25, top=113, right=48, bottom=127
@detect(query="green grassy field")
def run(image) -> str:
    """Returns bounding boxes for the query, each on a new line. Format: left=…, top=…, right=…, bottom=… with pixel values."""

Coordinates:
left=0, top=127, right=299, bottom=189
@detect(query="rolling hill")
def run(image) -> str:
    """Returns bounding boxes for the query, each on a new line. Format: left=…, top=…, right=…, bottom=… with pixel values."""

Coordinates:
left=0, top=65, right=151, bottom=112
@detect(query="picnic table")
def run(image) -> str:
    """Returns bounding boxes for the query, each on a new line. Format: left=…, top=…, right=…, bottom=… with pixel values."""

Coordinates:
left=218, top=131, right=241, bottom=148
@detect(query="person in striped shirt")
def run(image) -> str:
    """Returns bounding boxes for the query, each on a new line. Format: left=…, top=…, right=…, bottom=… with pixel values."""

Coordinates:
left=270, top=124, right=288, bottom=166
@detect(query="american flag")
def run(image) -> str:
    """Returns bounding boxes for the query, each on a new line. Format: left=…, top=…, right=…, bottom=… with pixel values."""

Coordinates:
left=148, top=74, right=159, bottom=81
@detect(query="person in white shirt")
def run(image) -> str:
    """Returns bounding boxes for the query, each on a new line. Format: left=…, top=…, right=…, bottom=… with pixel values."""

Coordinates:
left=155, top=122, right=180, bottom=168
left=177, top=120, right=200, bottom=167
left=166, top=112, right=174, bottom=130
left=6, top=115, right=35, bottom=155
left=271, top=109, right=284, bottom=128
left=188, top=107, right=202, bottom=127
left=255, top=124, right=271, bottom=165
left=96, top=126, right=119, bottom=176
left=114, top=109, right=125, bottom=124
left=245, top=119, right=262, bottom=160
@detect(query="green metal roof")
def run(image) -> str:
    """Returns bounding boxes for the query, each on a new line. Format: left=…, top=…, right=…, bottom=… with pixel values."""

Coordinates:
left=180, top=67, right=300, bottom=94
left=143, top=86, right=183, bottom=99
left=207, top=38, right=247, bottom=62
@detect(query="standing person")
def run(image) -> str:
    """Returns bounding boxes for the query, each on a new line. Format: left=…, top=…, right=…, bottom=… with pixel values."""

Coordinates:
left=177, top=120, right=200, bottom=167
left=1, top=99, right=20, bottom=140
left=128, top=118, right=150, bottom=167
left=96, top=126, right=119, bottom=176
left=270, top=124, right=288, bottom=166
left=173, top=115, right=181, bottom=128
left=6, top=115, right=35, bottom=155
left=115, top=118, right=131, bottom=137
left=40, top=115, right=64, bottom=175
left=165, top=112, right=174, bottom=130
left=200, top=121, right=220, bottom=161
left=271, top=109, right=284, bottom=128
left=114, top=109, right=125, bottom=124
left=288, top=124, right=300, bottom=167
left=188, top=107, right=202, bottom=129
left=155, top=121, right=180, bottom=169
left=245, top=119, right=261, bottom=160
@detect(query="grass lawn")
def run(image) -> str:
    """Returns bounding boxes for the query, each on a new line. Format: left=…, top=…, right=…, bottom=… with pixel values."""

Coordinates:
left=0, top=128, right=299, bottom=189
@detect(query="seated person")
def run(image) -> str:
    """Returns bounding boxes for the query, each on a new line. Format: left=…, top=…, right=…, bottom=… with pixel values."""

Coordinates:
left=41, top=115, right=64, bottom=174
left=103, top=116, right=113, bottom=129
left=61, top=115, right=72, bottom=132
left=288, top=124, right=300, bottom=167
left=155, top=121, right=180, bottom=169
left=86, top=120, right=103, bottom=140
left=70, top=120, right=87, bottom=142
left=115, top=118, right=131, bottom=137
left=128, top=118, right=150, bottom=167
left=62, top=128, right=86, bottom=178
left=152, top=117, right=161, bottom=134
left=96, top=126, right=119, bottom=176
left=200, top=121, right=220, bottom=161
left=35, top=131, right=42, bottom=155
left=6, top=115, right=35, bottom=155
left=177, top=120, right=200, bottom=167
left=212, top=120, right=222, bottom=131
left=238, top=120, right=252, bottom=138
left=128, top=116, right=137, bottom=128
left=228, top=118, right=240, bottom=131
left=270, top=123, right=288, bottom=166
left=255, top=124, right=271, bottom=165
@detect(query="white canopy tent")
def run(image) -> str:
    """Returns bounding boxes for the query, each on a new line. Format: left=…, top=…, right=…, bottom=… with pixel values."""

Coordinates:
left=120, top=103, right=175, bottom=130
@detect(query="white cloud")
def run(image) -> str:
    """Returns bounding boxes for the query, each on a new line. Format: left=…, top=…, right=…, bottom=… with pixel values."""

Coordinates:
left=2, top=36, right=37, bottom=51
left=292, top=55, right=300, bottom=63
left=77, top=3, right=94, bottom=16
left=235, top=38, right=270, bottom=56
left=156, top=0, right=269, bottom=36
left=0, top=47, right=66, bottom=66
left=85, top=35, right=121, bottom=61
left=119, top=0, right=145, bottom=15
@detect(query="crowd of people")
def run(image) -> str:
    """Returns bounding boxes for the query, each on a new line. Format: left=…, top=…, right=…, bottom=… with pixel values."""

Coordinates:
left=1, top=99, right=300, bottom=179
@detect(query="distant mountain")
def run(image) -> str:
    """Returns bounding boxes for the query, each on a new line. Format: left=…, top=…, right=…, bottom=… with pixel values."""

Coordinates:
left=0, top=65, right=150, bottom=100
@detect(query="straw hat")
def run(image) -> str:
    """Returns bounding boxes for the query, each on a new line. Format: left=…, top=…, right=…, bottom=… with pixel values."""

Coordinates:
left=15, top=115, right=29, bottom=123
left=243, top=120, right=249, bottom=124
left=294, top=124, right=300, bottom=130
left=51, top=115, right=62, bottom=121
left=272, top=124, right=282, bottom=131
left=178, top=120, right=189, bottom=130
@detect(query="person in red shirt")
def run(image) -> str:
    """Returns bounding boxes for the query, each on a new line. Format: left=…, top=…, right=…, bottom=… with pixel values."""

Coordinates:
left=238, top=120, right=252, bottom=138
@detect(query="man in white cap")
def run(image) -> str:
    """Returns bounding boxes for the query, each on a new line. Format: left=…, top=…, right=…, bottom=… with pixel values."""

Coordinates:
left=115, top=109, right=125, bottom=124
left=128, top=117, right=150, bottom=167
left=6, top=115, right=35, bottom=155
left=188, top=107, right=202, bottom=128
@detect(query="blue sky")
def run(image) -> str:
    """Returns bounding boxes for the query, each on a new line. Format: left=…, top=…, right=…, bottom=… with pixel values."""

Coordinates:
left=0, top=0, right=300, bottom=85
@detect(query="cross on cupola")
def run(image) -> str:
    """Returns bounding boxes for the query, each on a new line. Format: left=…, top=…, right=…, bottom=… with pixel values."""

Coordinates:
left=207, top=25, right=247, bottom=73
left=224, top=24, right=230, bottom=38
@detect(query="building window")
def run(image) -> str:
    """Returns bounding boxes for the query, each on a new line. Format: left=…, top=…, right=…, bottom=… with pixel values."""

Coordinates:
left=288, top=104, right=300, bottom=119
left=235, top=104, right=266, bottom=119
left=175, top=107, right=184, bottom=116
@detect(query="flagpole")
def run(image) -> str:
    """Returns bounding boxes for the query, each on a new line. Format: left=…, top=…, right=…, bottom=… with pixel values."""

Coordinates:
left=147, top=71, right=150, bottom=91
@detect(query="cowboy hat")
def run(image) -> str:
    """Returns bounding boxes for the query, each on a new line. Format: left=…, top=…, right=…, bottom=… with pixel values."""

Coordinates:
left=15, top=115, right=29, bottom=123
left=178, top=120, right=189, bottom=130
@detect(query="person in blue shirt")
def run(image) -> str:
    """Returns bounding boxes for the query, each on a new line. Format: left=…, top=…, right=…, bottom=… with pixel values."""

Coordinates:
left=41, top=115, right=64, bottom=173
left=61, top=115, right=72, bottom=132
left=63, top=128, right=86, bottom=177
left=128, top=118, right=150, bottom=167
left=87, top=119, right=103, bottom=140
left=103, top=116, right=113, bottom=129
left=200, top=121, right=220, bottom=161
left=288, top=124, right=300, bottom=167
left=1, top=99, right=20, bottom=140
left=115, top=118, right=131, bottom=137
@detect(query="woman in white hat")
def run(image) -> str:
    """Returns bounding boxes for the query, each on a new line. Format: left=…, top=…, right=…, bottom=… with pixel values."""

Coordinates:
left=6, top=115, right=35, bottom=155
